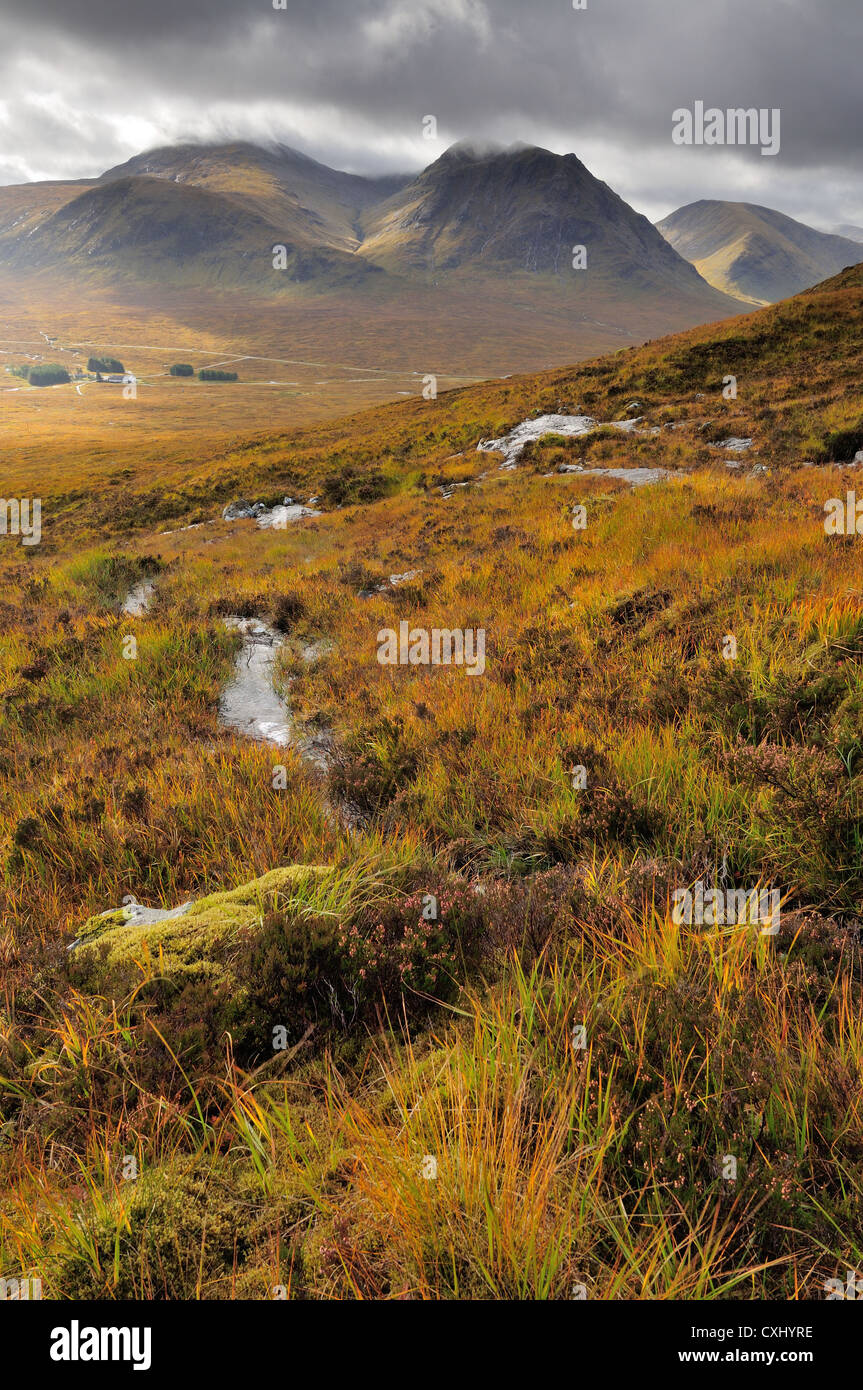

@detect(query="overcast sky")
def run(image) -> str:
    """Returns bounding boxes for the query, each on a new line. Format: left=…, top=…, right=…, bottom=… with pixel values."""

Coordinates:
left=0, top=0, right=860, bottom=228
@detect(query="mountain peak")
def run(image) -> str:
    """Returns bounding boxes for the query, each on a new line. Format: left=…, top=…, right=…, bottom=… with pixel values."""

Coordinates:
left=358, top=138, right=736, bottom=315
left=436, top=138, right=539, bottom=163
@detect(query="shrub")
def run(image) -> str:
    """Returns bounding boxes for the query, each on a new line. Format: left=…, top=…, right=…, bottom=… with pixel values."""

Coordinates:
left=341, top=886, right=484, bottom=1006
left=67, top=551, right=161, bottom=605
left=329, top=717, right=422, bottom=818
left=231, top=907, right=344, bottom=1048
left=52, top=1166, right=262, bottom=1299
left=272, top=590, right=306, bottom=631
left=322, top=465, right=391, bottom=506
left=815, top=421, right=863, bottom=462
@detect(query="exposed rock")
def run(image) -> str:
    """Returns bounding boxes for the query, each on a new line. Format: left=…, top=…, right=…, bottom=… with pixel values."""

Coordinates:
left=121, top=581, right=155, bottom=616
left=714, top=437, right=753, bottom=451
left=478, top=413, right=598, bottom=466
left=158, top=521, right=213, bottom=536
left=221, top=498, right=267, bottom=520
left=221, top=495, right=321, bottom=525
left=67, top=898, right=193, bottom=951
left=359, top=569, right=423, bottom=597
left=557, top=465, right=670, bottom=486
left=478, top=412, right=662, bottom=467
left=257, top=503, right=322, bottom=529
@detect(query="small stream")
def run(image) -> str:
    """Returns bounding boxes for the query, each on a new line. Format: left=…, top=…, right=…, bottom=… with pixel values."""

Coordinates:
left=118, top=582, right=335, bottom=778
left=77, top=608, right=347, bottom=944
left=218, top=617, right=292, bottom=746
left=217, top=616, right=332, bottom=775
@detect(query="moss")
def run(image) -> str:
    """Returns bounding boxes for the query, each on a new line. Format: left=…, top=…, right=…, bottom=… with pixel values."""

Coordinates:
left=72, top=866, right=325, bottom=974
left=68, top=866, right=335, bottom=1056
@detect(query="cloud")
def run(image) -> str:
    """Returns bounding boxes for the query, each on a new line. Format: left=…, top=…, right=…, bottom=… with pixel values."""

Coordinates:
left=0, top=0, right=860, bottom=224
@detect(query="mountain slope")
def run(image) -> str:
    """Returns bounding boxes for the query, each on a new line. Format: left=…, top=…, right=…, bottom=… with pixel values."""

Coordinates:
left=657, top=199, right=861, bottom=304
left=177, top=260, right=863, bottom=521
left=0, top=173, right=381, bottom=289
left=0, top=140, right=737, bottom=316
left=833, top=222, right=863, bottom=244
left=0, top=179, right=98, bottom=240
left=0, top=139, right=747, bottom=372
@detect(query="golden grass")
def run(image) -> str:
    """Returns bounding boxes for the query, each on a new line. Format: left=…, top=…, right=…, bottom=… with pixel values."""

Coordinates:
left=1, top=264, right=862, bottom=1299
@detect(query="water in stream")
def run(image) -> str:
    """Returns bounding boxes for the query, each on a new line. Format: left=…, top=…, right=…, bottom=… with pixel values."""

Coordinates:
left=218, top=617, right=293, bottom=746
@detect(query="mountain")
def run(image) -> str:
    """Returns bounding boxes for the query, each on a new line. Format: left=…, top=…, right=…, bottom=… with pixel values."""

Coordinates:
left=0, top=139, right=737, bottom=307
left=832, top=222, right=863, bottom=244
left=0, top=179, right=97, bottom=239
left=98, top=141, right=408, bottom=253
left=0, top=167, right=383, bottom=290
left=656, top=200, right=862, bottom=304
left=359, top=142, right=738, bottom=304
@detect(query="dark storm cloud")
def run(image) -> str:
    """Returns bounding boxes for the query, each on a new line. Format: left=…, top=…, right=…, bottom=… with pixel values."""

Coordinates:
left=0, top=0, right=861, bottom=225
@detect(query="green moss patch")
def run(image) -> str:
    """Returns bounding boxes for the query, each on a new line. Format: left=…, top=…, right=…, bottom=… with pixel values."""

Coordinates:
left=68, top=865, right=333, bottom=1057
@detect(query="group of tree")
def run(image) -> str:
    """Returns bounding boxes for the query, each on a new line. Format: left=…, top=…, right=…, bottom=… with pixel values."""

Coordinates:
left=169, top=363, right=195, bottom=377
left=87, top=356, right=125, bottom=375
left=198, top=368, right=239, bottom=381
left=25, top=363, right=70, bottom=387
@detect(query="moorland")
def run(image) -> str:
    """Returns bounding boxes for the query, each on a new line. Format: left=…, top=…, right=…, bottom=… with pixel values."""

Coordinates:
left=1, top=252, right=863, bottom=1298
